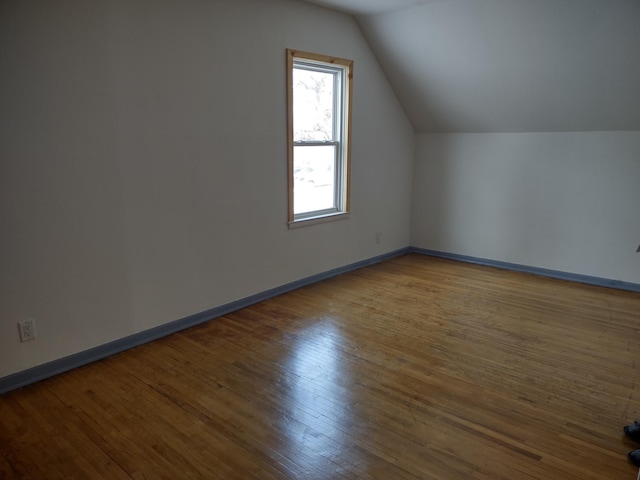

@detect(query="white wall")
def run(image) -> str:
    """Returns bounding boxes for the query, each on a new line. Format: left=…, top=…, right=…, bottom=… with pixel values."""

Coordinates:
left=412, top=132, right=640, bottom=284
left=0, top=0, right=414, bottom=378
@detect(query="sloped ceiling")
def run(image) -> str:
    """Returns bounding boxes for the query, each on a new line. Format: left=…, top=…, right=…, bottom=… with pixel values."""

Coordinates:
left=299, top=0, right=433, bottom=15
left=301, top=0, right=640, bottom=133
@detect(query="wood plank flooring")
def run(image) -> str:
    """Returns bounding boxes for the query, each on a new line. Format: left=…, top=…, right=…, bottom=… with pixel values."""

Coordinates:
left=1, top=254, right=640, bottom=479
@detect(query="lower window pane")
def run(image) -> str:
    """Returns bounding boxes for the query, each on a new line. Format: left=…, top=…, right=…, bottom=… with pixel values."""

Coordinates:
left=293, top=145, right=336, bottom=215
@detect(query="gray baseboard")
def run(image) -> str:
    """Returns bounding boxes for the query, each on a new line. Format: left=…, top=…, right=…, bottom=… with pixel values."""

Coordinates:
left=4, top=246, right=638, bottom=395
left=0, top=247, right=410, bottom=395
left=411, top=247, right=640, bottom=293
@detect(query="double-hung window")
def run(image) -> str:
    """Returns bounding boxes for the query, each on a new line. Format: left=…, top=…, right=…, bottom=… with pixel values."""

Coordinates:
left=286, top=49, right=353, bottom=224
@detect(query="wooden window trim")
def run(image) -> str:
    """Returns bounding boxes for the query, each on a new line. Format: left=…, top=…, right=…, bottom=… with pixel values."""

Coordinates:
left=286, top=49, right=353, bottom=225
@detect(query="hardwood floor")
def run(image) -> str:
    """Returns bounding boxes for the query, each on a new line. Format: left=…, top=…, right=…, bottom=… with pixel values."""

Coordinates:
left=1, top=254, right=640, bottom=479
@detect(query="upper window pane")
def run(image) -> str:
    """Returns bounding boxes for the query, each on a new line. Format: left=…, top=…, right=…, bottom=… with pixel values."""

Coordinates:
left=293, top=67, right=335, bottom=142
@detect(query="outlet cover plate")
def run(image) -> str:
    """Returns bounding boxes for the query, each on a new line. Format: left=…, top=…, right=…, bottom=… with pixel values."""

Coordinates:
left=18, top=319, right=36, bottom=342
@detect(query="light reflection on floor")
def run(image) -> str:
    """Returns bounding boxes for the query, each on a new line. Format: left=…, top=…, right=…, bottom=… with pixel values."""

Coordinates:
left=278, top=317, right=361, bottom=472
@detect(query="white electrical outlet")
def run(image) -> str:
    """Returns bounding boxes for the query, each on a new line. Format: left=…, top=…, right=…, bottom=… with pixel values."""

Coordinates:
left=18, top=319, right=36, bottom=342
left=375, top=232, right=382, bottom=244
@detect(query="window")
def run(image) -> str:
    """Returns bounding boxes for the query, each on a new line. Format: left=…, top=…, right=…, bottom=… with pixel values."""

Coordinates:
left=286, top=49, right=353, bottom=224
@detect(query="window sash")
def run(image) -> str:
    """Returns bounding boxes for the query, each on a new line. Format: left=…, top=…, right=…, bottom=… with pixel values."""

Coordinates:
left=293, top=143, right=339, bottom=218
left=293, top=62, right=343, bottom=144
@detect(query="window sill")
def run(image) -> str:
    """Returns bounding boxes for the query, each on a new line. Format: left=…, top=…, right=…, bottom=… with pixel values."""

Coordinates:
left=288, top=212, right=350, bottom=229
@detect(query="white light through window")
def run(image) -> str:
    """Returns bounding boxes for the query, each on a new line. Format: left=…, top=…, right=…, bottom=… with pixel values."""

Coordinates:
left=287, top=50, right=352, bottom=223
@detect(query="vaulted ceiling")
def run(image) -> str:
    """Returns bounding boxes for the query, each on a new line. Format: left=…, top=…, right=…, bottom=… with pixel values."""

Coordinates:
left=299, top=0, right=433, bottom=16
left=301, top=0, right=640, bottom=133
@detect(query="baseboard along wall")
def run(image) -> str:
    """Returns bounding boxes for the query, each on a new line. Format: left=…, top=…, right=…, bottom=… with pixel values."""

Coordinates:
left=411, top=247, right=640, bottom=293
left=2, top=246, right=638, bottom=394
left=0, top=248, right=410, bottom=395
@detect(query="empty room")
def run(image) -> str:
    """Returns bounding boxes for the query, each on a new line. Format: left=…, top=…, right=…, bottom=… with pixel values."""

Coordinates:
left=1, top=0, right=639, bottom=478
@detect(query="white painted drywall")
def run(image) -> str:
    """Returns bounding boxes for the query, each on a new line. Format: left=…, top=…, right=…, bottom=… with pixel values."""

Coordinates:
left=0, top=0, right=414, bottom=378
left=412, top=132, right=640, bottom=283
left=358, top=0, right=640, bottom=133
left=300, top=0, right=432, bottom=16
